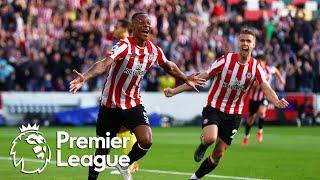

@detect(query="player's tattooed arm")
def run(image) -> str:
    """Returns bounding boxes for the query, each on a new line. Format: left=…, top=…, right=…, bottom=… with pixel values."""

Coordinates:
left=164, top=71, right=209, bottom=97
left=260, top=82, right=289, bottom=108
left=161, top=61, right=206, bottom=92
left=82, top=57, right=114, bottom=82
left=69, top=57, right=114, bottom=93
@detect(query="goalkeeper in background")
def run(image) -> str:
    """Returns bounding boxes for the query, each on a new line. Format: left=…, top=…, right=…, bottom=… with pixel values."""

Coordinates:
left=109, top=19, right=139, bottom=174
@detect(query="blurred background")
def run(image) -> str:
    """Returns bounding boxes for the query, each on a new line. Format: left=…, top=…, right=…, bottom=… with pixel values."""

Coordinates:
left=1, top=1, right=320, bottom=180
left=0, top=0, right=320, bottom=127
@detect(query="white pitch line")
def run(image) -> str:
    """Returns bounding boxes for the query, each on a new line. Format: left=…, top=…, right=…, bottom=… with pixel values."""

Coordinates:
left=0, top=157, right=269, bottom=180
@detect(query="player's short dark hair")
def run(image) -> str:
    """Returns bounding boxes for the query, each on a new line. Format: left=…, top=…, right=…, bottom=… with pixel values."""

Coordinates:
left=255, top=54, right=266, bottom=61
left=240, top=28, right=256, bottom=38
left=118, top=19, right=129, bottom=29
left=131, top=12, right=147, bottom=22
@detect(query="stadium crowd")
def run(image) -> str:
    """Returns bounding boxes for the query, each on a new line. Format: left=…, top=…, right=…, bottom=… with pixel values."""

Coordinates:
left=0, top=0, right=320, bottom=93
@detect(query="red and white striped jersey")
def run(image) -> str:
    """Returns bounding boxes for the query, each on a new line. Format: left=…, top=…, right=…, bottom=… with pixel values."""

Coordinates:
left=206, top=53, right=267, bottom=115
left=249, top=65, right=276, bottom=101
left=100, top=37, right=168, bottom=109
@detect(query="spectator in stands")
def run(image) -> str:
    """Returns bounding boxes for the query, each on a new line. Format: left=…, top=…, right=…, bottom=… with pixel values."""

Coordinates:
left=158, top=73, right=176, bottom=91
left=297, top=61, right=315, bottom=93
left=0, top=0, right=319, bottom=93
left=145, top=68, right=159, bottom=92
left=313, top=50, right=320, bottom=92
left=298, top=97, right=315, bottom=125
left=285, top=64, right=297, bottom=92
left=0, top=59, right=14, bottom=91
left=41, top=73, right=53, bottom=91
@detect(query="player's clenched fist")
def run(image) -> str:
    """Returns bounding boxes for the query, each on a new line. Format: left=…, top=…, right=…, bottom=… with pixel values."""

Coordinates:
left=163, top=88, right=175, bottom=97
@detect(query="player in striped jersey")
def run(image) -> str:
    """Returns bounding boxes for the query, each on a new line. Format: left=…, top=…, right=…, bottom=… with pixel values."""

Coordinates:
left=69, top=12, right=205, bottom=180
left=242, top=54, right=286, bottom=147
left=164, top=28, right=288, bottom=180
left=109, top=19, right=140, bottom=175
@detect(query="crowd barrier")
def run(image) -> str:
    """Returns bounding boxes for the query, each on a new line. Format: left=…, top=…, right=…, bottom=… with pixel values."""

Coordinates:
left=0, top=92, right=319, bottom=126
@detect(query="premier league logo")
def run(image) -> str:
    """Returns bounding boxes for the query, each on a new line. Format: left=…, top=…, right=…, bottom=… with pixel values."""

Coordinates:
left=10, top=124, right=51, bottom=174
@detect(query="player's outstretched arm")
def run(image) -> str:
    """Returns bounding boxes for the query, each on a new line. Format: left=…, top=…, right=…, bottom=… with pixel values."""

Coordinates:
left=164, top=72, right=210, bottom=97
left=260, top=82, right=289, bottom=108
left=69, top=57, right=114, bottom=93
left=161, top=61, right=206, bottom=92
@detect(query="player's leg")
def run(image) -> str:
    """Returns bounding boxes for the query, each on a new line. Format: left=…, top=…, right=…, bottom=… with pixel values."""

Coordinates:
left=115, top=125, right=150, bottom=180
left=111, top=128, right=139, bottom=175
left=190, top=114, right=241, bottom=179
left=123, top=105, right=152, bottom=165
left=127, top=125, right=152, bottom=164
left=243, top=101, right=258, bottom=147
left=117, top=127, right=137, bottom=155
left=256, top=100, right=267, bottom=143
left=190, top=138, right=228, bottom=180
left=194, top=124, right=218, bottom=162
left=245, top=114, right=256, bottom=135
left=115, top=105, right=151, bottom=179
left=119, top=129, right=140, bottom=174
left=88, top=107, right=122, bottom=180
left=242, top=114, right=256, bottom=146
left=194, top=106, right=221, bottom=162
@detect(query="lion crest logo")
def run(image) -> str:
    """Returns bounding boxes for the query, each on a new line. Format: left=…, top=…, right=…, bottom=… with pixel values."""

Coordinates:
left=10, top=124, right=51, bottom=174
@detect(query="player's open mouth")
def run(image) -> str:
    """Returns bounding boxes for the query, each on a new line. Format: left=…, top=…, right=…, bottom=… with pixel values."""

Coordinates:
left=141, top=30, right=149, bottom=36
left=242, top=47, right=249, bottom=51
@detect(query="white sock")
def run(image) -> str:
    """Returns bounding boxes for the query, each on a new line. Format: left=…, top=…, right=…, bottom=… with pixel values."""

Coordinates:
left=190, top=173, right=199, bottom=179
left=258, top=129, right=263, bottom=133
left=118, top=163, right=128, bottom=170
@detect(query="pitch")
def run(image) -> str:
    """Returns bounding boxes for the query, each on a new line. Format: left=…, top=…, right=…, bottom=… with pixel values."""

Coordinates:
left=1, top=126, right=318, bottom=180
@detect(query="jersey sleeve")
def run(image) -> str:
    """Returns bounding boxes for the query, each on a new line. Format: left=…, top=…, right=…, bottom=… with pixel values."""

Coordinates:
left=110, top=41, right=128, bottom=62
left=256, top=63, right=268, bottom=85
left=206, top=55, right=226, bottom=78
left=156, top=46, right=168, bottom=66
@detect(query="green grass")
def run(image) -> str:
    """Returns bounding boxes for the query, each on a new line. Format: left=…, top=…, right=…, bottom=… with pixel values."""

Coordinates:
left=1, top=126, right=319, bottom=180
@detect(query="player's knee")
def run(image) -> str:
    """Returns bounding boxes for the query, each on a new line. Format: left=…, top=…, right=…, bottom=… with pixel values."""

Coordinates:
left=212, top=149, right=225, bottom=160
left=203, top=135, right=216, bottom=145
left=247, top=116, right=255, bottom=125
left=247, top=119, right=254, bottom=125
left=138, top=137, right=153, bottom=149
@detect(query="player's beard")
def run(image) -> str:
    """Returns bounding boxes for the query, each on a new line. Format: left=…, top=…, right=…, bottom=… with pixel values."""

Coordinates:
left=240, top=50, right=250, bottom=60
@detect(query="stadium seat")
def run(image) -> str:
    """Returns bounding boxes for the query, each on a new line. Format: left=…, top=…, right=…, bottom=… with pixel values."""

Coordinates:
left=312, top=10, right=320, bottom=19
left=227, top=0, right=241, bottom=5
left=292, top=0, right=307, bottom=5
left=272, top=1, right=285, bottom=9
left=246, top=0, right=260, bottom=10
left=305, top=1, right=318, bottom=11
left=282, top=0, right=292, bottom=4
left=244, top=10, right=262, bottom=21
